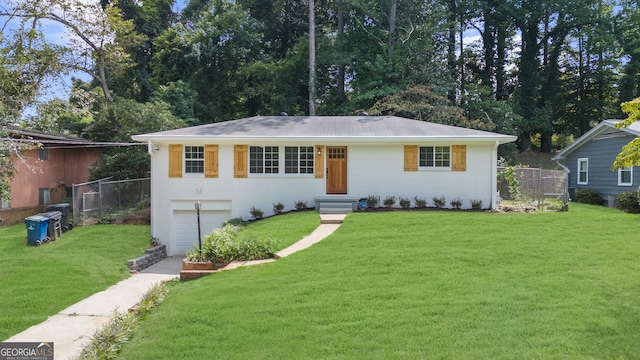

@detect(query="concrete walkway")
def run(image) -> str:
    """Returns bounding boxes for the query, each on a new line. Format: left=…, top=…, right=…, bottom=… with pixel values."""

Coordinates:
left=3, top=213, right=345, bottom=360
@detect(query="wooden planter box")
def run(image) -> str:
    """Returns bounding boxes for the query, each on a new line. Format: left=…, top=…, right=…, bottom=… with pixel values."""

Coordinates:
left=181, top=259, right=213, bottom=270
left=180, top=259, right=215, bottom=280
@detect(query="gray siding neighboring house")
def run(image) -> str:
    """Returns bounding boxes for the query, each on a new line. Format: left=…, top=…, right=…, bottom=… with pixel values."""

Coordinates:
left=552, top=120, right=640, bottom=207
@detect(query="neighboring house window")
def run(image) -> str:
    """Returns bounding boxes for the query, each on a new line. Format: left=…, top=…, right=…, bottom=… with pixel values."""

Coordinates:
left=618, top=167, right=633, bottom=186
left=185, top=146, right=204, bottom=174
left=250, top=146, right=279, bottom=174
left=419, top=146, right=450, bottom=168
left=577, top=158, right=588, bottom=185
left=39, top=146, right=49, bottom=160
left=285, top=146, right=314, bottom=174
left=39, top=188, right=50, bottom=205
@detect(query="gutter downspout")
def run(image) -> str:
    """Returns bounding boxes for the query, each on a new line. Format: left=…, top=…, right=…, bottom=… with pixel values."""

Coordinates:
left=491, top=141, right=499, bottom=209
left=147, top=141, right=157, bottom=244
left=556, top=160, right=570, bottom=173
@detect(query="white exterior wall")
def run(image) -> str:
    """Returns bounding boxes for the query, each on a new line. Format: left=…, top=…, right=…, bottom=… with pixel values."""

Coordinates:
left=347, top=143, right=494, bottom=206
left=149, top=140, right=498, bottom=256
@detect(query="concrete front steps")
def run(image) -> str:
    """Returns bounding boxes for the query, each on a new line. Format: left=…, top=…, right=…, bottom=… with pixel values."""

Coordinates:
left=315, top=196, right=361, bottom=215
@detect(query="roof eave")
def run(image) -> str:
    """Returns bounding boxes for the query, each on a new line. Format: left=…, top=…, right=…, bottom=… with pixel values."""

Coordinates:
left=132, top=134, right=517, bottom=144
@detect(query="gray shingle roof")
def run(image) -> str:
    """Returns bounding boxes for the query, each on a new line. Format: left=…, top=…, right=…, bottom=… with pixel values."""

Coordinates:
left=132, top=116, right=516, bottom=143
left=552, top=119, right=639, bottom=160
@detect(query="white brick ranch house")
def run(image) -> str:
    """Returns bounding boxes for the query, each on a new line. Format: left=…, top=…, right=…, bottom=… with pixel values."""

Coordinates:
left=132, top=115, right=517, bottom=256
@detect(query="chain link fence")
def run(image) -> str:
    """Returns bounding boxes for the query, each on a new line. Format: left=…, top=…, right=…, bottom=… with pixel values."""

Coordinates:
left=72, top=177, right=150, bottom=225
left=497, top=167, right=569, bottom=211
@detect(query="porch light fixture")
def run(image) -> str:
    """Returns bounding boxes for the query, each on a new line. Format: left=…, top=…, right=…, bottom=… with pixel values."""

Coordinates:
left=317, top=147, right=322, bottom=155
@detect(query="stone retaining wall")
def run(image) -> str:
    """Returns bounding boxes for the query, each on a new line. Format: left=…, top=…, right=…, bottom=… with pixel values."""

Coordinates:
left=127, top=244, right=167, bottom=272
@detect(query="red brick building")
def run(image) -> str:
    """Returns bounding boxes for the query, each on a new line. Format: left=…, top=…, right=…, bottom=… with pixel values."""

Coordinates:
left=1, top=128, right=101, bottom=225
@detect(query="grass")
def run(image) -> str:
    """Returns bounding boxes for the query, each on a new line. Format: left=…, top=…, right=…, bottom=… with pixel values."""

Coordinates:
left=0, top=224, right=150, bottom=340
left=118, top=204, right=640, bottom=359
left=240, top=209, right=321, bottom=249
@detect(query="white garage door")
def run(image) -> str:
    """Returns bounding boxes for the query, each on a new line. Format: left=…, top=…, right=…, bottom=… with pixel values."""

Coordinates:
left=172, top=210, right=231, bottom=256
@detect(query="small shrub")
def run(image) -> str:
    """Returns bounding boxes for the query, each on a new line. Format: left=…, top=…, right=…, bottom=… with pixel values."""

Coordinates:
left=273, top=202, right=284, bottom=214
left=616, top=191, right=640, bottom=213
left=234, top=235, right=277, bottom=260
left=199, top=224, right=242, bottom=264
left=366, top=195, right=380, bottom=208
left=383, top=196, right=396, bottom=208
left=546, top=199, right=569, bottom=212
left=414, top=197, right=427, bottom=208
left=194, top=223, right=276, bottom=264
left=433, top=196, right=446, bottom=208
left=250, top=206, right=264, bottom=219
left=575, top=188, right=604, bottom=205
left=399, top=198, right=411, bottom=209
left=294, top=200, right=308, bottom=210
left=150, top=237, right=160, bottom=247
left=226, top=217, right=246, bottom=226
left=470, top=199, right=483, bottom=210
left=78, top=283, right=169, bottom=360
left=450, top=197, right=462, bottom=209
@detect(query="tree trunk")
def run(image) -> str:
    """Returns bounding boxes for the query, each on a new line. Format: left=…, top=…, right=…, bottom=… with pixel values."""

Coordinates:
left=337, top=0, right=345, bottom=96
left=481, top=4, right=495, bottom=91
left=447, top=0, right=458, bottom=104
left=517, top=23, right=540, bottom=152
left=389, top=0, right=397, bottom=54
left=309, top=0, right=316, bottom=116
left=495, top=19, right=507, bottom=100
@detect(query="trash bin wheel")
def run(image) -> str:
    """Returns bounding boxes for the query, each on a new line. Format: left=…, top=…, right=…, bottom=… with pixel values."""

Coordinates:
left=34, top=240, right=41, bottom=246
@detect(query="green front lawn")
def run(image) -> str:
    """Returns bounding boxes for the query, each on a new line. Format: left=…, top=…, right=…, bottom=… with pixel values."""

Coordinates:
left=119, top=204, right=640, bottom=359
left=0, top=224, right=150, bottom=340
left=0, top=210, right=319, bottom=341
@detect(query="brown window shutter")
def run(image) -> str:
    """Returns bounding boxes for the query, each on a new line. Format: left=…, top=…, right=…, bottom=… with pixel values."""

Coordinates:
left=452, top=145, right=467, bottom=172
left=404, top=145, right=418, bottom=171
left=168, top=144, right=183, bottom=178
left=234, top=145, right=248, bottom=178
left=204, top=144, right=219, bottom=178
left=315, top=145, right=324, bottom=178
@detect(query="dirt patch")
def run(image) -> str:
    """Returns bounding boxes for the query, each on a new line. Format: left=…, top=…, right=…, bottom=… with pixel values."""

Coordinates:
left=121, top=208, right=151, bottom=225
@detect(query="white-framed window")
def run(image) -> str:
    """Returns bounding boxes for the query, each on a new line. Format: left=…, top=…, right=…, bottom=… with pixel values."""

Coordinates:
left=184, top=146, right=204, bottom=174
left=577, top=158, right=588, bottom=185
left=285, top=146, right=314, bottom=174
left=618, top=167, right=633, bottom=186
left=419, top=146, right=450, bottom=168
left=250, top=146, right=279, bottom=174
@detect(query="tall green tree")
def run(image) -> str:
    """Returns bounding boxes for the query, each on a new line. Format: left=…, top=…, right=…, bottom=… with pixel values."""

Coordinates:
left=104, top=0, right=177, bottom=102
left=0, top=0, right=145, bottom=103
left=152, top=1, right=263, bottom=122
left=613, top=97, right=640, bottom=169
left=87, top=99, right=186, bottom=180
left=617, top=1, right=640, bottom=102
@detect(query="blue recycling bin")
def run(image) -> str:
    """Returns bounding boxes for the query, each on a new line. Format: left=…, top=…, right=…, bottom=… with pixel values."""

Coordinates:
left=25, top=215, right=49, bottom=246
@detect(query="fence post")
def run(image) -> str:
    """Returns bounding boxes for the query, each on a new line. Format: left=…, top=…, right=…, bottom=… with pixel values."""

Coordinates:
left=98, top=180, right=103, bottom=219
